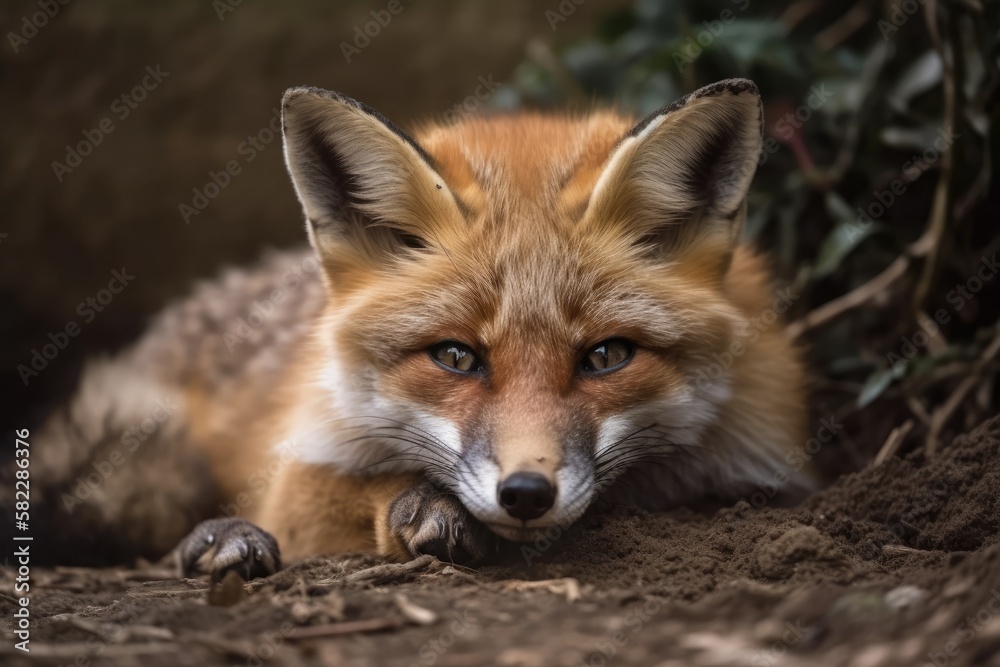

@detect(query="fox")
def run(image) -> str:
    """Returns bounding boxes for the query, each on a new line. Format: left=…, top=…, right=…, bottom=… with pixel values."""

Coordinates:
left=25, top=78, right=813, bottom=579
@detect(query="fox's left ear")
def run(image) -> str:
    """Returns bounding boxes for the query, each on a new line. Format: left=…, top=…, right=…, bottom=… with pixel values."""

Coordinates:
left=581, top=79, right=763, bottom=269
left=281, top=87, right=463, bottom=273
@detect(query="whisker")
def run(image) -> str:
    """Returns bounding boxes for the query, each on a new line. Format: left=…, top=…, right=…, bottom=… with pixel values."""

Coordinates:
left=359, top=453, right=459, bottom=482
left=337, top=429, right=457, bottom=469
left=594, top=440, right=680, bottom=471
left=595, top=454, right=680, bottom=484
left=360, top=431, right=456, bottom=467
left=593, top=423, right=658, bottom=464
left=595, top=422, right=705, bottom=467
left=327, top=415, right=455, bottom=453
left=347, top=436, right=451, bottom=469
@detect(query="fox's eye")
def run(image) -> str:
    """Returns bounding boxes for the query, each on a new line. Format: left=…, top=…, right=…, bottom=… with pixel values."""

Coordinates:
left=429, top=341, right=483, bottom=375
left=580, top=339, right=634, bottom=375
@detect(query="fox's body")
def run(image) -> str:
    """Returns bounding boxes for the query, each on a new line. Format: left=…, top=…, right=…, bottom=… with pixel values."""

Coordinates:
left=30, top=80, right=813, bottom=573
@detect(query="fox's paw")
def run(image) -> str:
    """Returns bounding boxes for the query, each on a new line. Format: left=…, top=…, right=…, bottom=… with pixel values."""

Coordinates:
left=388, top=483, right=494, bottom=566
left=178, top=517, right=281, bottom=582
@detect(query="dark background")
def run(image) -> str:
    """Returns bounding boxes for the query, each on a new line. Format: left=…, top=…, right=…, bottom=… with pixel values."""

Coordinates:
left=2, top=0, right=999, bottom=475
left=0, top=0, right=620, bottom=430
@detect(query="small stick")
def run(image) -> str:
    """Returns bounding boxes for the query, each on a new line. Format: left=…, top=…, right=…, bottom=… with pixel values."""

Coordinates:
left=345, top=554, right=438, bottom=585
left=882, top=544, right=937, bottom=556
left=873, top=420, right=914, bottom=466
left=2, top=642, right=181, bottom=658
left=815, top=1, right=873, bottom=50
left=288, top=617, right=401, bottom=640
left=925, top=326, right=1000, bottom=454
left=906, top=397, right=932, bottom=426
left=787, top=254, right=911, bottom=339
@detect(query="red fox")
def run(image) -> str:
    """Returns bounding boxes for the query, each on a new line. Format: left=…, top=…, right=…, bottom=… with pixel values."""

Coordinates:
left=29, top=79, right=812, bottom=579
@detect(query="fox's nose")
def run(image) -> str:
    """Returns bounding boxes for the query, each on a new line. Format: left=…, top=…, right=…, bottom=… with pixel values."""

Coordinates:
left=498, top=473, right=556, bottom=521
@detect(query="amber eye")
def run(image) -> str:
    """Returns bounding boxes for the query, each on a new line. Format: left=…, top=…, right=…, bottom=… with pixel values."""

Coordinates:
left=580, top=339, right=635, bottom=375
left=429, top=341, right=483, bottom=375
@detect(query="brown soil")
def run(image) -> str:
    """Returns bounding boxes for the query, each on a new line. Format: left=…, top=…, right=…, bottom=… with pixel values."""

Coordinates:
left=3, top=415, right=999, bottom=667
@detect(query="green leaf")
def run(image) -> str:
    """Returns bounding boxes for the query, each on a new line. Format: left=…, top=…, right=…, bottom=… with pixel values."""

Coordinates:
left=888, top=50, right=942, bottom=114
left=811, top=193, right=872, bottom=280
left=857, top=367, right=900, bottom=408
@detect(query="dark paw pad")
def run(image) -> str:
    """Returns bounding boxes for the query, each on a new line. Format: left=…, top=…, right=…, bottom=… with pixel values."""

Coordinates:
left=178, top=517, right=280, bottom=582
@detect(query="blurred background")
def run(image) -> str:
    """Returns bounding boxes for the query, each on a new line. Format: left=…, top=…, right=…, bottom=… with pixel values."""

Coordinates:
left=2, top=0, right=998, bottom=477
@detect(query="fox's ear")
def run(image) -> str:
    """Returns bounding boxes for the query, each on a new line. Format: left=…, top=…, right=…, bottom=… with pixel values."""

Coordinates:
left=281, top=87, right=462, bottom=266
left=581, top=79, right=762, bottom=269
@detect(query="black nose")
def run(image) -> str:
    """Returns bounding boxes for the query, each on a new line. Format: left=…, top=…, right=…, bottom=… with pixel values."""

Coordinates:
left=498, top=473, right=556, bottom=521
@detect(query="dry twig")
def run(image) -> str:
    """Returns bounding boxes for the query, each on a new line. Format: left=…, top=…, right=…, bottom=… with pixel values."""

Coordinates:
left=911, top=0, right=959, bottom=313
left=925, top=327, right=1000, bottom=454
left=815, top=1, right=873, bottom=50
left=873, top=419, right=915, bottom=466
left=344, top=554, right=439, bottom=586
left=787, top=2, right=967, bottom=340
left=787, top=254, right=912, bottom=339
left=288, top=617, right=401, bottom=640
left=779, top=0, right=824, bottom=29
left=882, top=544, right=939, bottom=557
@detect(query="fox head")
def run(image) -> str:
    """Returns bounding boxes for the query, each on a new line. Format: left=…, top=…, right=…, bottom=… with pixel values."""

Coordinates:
left=281, top=80, right=765, bottom=541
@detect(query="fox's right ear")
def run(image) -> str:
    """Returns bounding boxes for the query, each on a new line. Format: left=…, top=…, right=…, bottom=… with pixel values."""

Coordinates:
left=580, top=79, right=763, bottom=274
left=281, top=87, right=463, bottom=269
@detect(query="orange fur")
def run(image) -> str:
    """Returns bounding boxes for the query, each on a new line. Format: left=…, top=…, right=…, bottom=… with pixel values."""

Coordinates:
left=37, top=81, right=812, bottom=565
left=218, top=81, right=810, bottom=558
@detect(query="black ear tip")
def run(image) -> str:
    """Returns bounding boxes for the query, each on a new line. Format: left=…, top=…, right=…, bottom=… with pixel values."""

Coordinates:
left=628, top=78, right=761, bottom=138
left=692, top=78, right=760, bottom=99
left=282, top=87, right=315, bottom=114
left=281, top=87, right=358, bottom=113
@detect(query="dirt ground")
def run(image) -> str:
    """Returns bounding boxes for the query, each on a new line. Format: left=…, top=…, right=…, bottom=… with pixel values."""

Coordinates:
left=2, top=415, right=998, bottom=667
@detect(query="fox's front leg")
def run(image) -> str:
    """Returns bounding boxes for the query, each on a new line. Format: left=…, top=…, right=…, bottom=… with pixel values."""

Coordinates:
left=261, top=462, right=494, bottom=563
left=179, top=462, right=492, bottom=579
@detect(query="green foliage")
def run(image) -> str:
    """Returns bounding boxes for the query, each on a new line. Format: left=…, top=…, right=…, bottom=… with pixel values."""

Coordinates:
left=503, top=0, right=1000, bottom=451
